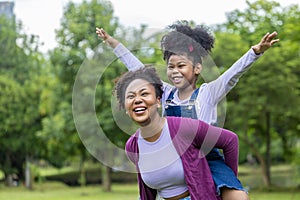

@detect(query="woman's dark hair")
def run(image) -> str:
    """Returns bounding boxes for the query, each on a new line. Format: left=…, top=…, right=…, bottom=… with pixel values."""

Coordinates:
left=114, top=66, right=163, bottom=109
left=161, top=20, right=215, bottom=64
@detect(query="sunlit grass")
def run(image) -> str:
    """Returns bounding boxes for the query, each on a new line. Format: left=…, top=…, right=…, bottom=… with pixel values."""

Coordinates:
left=38, top=162, right=100, bottom=177
left=249, top=190, right=300, bottom=200
left=0, top=182, right=138, bottom=200
left=0, top=164, right=299, bottom=200
left=0, top=182, right=299, bottom=200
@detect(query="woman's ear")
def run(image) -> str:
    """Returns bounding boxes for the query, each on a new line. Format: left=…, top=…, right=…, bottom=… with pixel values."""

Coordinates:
left=194, top=63, right=202, bottom=75
left=156, top=97, right=161, bottom=108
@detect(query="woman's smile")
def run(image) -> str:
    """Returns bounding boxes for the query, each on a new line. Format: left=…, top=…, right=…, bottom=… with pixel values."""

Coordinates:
left=133, top=106, right=147, bottom=114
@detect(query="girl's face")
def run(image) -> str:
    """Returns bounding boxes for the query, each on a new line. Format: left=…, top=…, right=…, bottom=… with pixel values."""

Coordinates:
left=124, top=79, right=160, bottom=126
left=167, top=54, right=201, bottom=90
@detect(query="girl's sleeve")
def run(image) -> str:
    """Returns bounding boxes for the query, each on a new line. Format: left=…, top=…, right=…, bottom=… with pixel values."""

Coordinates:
left=113, top=43, right=144, bottom=71
left=203, top=125, right=239, bottom=175
left=195, top=121, right=239, bottom=175
left=205, top=49, right=262, bottom=105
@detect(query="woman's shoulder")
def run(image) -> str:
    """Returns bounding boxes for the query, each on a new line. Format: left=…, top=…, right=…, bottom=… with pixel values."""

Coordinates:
left=125, top=131, right=139, bottom=151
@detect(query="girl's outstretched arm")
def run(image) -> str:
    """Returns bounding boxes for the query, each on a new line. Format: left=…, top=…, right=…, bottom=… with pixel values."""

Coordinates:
left=95, top=27, right=144, bottom=71
left=96, top=27, right=119, bottom=48
left=205, top=31, right=280, bottom=105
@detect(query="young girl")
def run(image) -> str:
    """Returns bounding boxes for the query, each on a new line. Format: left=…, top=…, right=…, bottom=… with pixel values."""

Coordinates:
left=96, top=21, right=279, bottom=200
left=115, top=66, right=239, bottom=200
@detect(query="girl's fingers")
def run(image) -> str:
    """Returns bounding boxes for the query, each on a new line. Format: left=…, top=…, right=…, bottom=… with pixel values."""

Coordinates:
left=265, top=31, right=278, bottom=42
left=95, top=28, right=106, bottom=38
left=270, top=39, right=280, bottom=45
left=262, top=32, right=270, bottom=42
left=268, top=31, right=277, bottom=39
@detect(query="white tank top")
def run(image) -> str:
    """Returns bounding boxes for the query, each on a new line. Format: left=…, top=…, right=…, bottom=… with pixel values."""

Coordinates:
left=138, top=122, right=188, bottom=198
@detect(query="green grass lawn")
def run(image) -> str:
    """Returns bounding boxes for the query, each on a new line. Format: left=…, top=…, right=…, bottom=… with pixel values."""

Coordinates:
left=238, top=164, right=299, bottom=189
left=249, top=190, right=300, bottom=200
left=0, top=164, right=299, bottom=200
left=0, top=182, right=138, bottom=200
left=0, top=182, right=299, bottom=200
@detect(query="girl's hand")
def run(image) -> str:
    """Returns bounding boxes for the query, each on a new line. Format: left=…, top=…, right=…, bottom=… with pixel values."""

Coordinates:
left=96, top=27, right=111, bottom=41
left=252, top=31, right=280, bottom=54
left=95, top=27, right=119, bottom=48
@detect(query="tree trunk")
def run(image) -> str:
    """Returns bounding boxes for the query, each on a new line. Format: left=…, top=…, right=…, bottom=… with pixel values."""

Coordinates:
left=239, top=134, right=269, bottom=187
left=101, top=165, right=111, bottom=192
left=278, top=133, right=291, bottom=161
left=79, top=154, right=86, bottom=186
left=257, top=154, right=269, bottom=188
left=25, top=157, right=33, bottom=190
left=264, top=111, right=271, bottom=187
left=4, top=153, right=12, bottom=187
left=5, top=174, right=13, bottom=186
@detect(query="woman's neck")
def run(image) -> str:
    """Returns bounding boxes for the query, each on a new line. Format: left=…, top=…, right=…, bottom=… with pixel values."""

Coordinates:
left=140, top=116, right=165, bottom=142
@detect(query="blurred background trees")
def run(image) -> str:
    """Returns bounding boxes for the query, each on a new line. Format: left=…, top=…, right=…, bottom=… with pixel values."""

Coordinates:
left=212, top=0, right=300, bottom=187
left=0, top=0, right=299, bottom=190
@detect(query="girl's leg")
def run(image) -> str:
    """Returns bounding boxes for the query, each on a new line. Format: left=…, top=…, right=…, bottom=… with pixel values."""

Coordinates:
left=221, top=188, right=250, bottom=200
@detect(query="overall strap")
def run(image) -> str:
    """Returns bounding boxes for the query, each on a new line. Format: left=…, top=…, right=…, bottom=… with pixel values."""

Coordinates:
left=189, top=88, right=199, bottom=104
left=166, top=88, right=200, bottom=104
left=166, top=88, right=177, bottom=103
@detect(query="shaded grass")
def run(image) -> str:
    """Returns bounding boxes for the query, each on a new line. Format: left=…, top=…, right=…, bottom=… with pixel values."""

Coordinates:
left=238, top=164, right=299, bottom=189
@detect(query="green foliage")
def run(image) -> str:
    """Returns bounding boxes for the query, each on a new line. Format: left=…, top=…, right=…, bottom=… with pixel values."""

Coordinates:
left=42, top=0, right=148, bottom=172
left=0, top=14, right=51, bottom=180
left=212, top=32, right=249, bottom=69
left=213, top=0, right=300, bottom=187
left=50, top=0, right=118, bottom=87
left=0, top=16, right=17, bottom=70
left=0, top=75, right=26, bottom=145
left=47, top=0, right=163, bottom=171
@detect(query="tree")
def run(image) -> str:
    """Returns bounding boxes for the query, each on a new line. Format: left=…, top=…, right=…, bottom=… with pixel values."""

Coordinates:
left=0, top=75, right=26, bottom=186
left=47, top=0, right=124, bottom=191
left=213, top=0, right=300, bottom=187
left=0, top=14, right=50, bottom=188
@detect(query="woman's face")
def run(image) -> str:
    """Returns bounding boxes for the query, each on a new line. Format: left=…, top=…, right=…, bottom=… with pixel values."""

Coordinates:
left=124, top=79, right=160, bottom=126
left=167, top=54, right=201, bottom=90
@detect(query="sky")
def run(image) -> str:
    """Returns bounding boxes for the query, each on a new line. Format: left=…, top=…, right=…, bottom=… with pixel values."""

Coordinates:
left=9, top=0, right=300, bottom=53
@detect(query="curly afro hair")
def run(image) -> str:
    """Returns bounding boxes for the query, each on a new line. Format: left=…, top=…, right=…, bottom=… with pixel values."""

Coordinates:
left=114, top=66, right=163, bottom=110
left=161, top=20, right=215, bottom=64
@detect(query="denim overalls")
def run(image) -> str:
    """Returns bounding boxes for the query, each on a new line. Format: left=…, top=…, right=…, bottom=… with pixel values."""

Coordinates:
left=165, top=88, right=200, bottom=119
left=164, top=88, right=245, bottom=195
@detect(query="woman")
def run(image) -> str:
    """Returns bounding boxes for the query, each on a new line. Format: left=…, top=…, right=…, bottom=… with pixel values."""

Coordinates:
left=115, top=66, right=239, bottom=200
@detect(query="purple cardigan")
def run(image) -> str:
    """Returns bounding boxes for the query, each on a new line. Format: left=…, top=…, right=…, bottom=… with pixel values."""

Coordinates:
left=125, top=117, right=238, bottom=200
